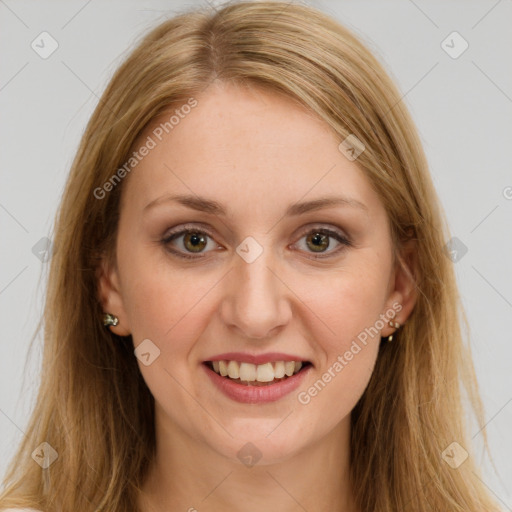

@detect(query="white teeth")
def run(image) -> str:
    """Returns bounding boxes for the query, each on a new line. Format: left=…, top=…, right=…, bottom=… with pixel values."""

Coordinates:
left=239, top=362, right=256, bottom=382
left=256, top=362, right=275, bottom=382
left=227, top=360, right=239, bottom=379
left=219, top=360, right=228, bottom=377
left=284, top=361, right=295, bottom=377
left=273, top=361, right=285, bottom=378
left=210, top=359, right=306, bottom=382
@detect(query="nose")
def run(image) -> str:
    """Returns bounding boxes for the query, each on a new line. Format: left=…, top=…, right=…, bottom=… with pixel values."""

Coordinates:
left=219, top=249, right=292, bottom=340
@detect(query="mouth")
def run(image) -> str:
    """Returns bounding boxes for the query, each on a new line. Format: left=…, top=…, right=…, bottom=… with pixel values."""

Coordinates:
left=203, top=360, right=313, bottom=387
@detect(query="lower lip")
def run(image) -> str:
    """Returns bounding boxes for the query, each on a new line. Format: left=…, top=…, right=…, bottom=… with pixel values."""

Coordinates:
left=202, top=363, right=312, bottom=404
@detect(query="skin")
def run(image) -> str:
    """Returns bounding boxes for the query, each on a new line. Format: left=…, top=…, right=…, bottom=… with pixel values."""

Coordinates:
left=98, top=80, right=417, bottom=512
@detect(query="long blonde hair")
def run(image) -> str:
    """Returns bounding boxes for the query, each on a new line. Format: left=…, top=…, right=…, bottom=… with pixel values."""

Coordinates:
left=0, top=1, right=502, bottom=510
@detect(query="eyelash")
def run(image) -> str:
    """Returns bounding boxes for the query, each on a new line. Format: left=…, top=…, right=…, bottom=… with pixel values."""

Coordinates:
left=161, top=224, right=352, bottom=261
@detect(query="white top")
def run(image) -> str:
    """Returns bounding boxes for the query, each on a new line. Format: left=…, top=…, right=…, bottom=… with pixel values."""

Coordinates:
left=2, top=508, right=42, bottom=511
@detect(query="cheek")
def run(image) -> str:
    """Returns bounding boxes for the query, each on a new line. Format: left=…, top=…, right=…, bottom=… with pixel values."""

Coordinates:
left=118, top=246, right=218, bottom=349
left=293, top=259, right=388, bottom=406
left=297, top=283, right=382, bottom=426
left=119, top=257, right=217, bottom=403
left=301, top=261, right=390, bottom=348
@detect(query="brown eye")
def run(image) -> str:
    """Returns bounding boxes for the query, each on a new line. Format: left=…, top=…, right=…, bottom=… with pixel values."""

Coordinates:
left=162, top=228, right=218, bottom=259
left=305, top=232, right=330, bottom=253
left=162, top=225, right=351, bottom=261
left=294, top=227, right=352, bottom=259
left=182, top=232, right=208, bottom=253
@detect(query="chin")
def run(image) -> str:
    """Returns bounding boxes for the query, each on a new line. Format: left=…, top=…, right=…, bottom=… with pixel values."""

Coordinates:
left=205, top=422, right=310, bottom=467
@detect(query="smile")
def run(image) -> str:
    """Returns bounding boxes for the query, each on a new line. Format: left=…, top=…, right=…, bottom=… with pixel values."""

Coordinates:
left=205, top=359, right=311, bottom=386
left=202, top=358, right=313, bottom=404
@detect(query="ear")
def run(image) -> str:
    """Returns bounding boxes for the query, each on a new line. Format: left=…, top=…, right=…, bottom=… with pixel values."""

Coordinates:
left=380, top=238, right=418, bottom=337
left=96, top=254, right=131, bottom=337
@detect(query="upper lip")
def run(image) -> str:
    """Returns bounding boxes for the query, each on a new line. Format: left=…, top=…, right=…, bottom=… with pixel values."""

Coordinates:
left=205, top=352, right=311, bottom=365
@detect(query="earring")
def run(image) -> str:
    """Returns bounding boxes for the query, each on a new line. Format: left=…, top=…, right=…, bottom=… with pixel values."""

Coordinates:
left=386, top=320, right=401, bottom=343
left=103, top=313, right=119, bottom=327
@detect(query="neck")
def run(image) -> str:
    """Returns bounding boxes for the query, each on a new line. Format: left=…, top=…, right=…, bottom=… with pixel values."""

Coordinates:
left=138, top=406, right=358, bottom=512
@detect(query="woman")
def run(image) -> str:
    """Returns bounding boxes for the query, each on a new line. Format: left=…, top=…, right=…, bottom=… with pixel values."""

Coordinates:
left=0, top=1, right=502, bottom=511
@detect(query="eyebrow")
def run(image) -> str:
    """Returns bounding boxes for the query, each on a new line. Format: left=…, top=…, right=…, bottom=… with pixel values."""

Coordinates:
left=143, top=193, right=369, bottom=216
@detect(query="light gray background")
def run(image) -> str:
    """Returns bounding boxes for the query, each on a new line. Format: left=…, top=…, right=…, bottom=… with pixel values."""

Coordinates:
left=1, top=0, right=511, bottom=507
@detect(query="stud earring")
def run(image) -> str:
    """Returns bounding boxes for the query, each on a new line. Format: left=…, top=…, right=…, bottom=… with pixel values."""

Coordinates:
left=386, top=320, right=401, bottom=342
left=103, top=313, right=119, bottom=327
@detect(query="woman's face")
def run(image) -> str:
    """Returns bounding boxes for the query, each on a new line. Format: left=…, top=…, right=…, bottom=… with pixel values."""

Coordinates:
left=99, top=80, right=415, bottom=465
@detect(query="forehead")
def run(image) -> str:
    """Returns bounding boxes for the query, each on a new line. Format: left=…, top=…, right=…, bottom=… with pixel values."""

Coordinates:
left=121, top=81, right=382, bottom=221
